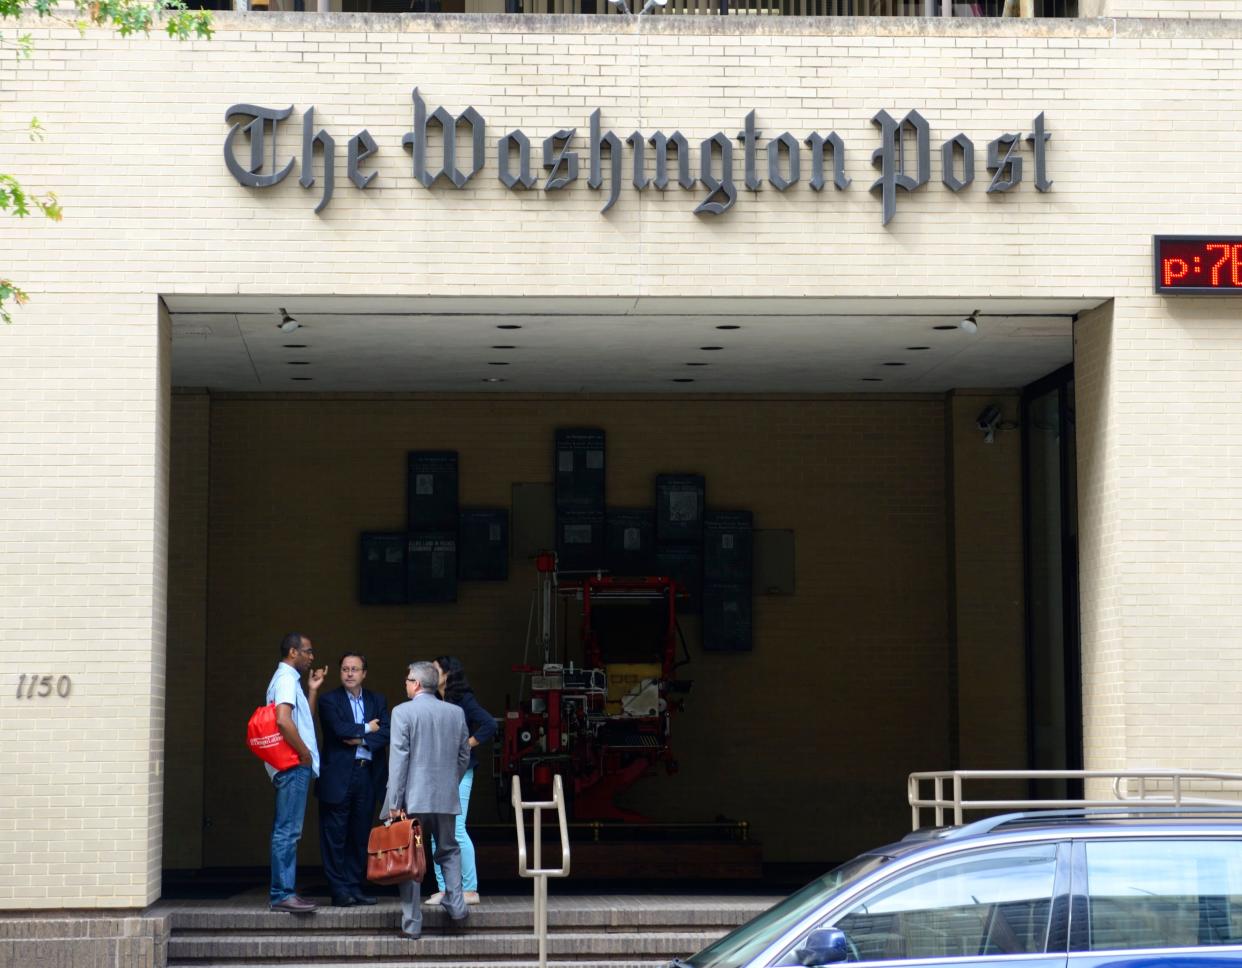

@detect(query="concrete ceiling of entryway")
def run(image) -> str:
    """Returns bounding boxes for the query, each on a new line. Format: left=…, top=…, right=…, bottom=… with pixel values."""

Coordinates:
left=166, top=295, right=1100, bottom=394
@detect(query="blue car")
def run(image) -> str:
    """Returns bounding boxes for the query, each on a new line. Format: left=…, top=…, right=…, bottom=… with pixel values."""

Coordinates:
left=675, top=808, right=1242, bottom=968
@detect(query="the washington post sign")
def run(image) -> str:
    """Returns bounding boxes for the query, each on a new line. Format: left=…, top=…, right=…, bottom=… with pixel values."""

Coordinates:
left=224, top=88, right=1051, bottom=225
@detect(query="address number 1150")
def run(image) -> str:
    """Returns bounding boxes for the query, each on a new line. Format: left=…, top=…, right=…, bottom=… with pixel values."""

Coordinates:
left=15, top=675, right=72, bottom=699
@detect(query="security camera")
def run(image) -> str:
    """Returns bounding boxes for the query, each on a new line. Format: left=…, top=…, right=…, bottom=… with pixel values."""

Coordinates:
left=976, top=405, right=1001, bottom=444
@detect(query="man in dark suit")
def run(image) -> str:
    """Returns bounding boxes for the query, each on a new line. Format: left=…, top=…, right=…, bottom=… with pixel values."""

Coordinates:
left=314, top=651, right=389, bottom=907
left=383, top=660, right=471, bottom=940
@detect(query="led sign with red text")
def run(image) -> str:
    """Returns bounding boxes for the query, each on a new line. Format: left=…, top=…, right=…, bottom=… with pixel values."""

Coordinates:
left=1155, top=236, right=1242, bottom=294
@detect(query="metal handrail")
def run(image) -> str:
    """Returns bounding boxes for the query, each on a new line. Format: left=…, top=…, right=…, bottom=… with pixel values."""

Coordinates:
left=908, top=769, right=1242, bottom=830
left=511, top=775, right=571, bottom=968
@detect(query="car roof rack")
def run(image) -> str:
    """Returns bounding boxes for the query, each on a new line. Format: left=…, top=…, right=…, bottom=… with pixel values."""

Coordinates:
left=920, top=805, right=1242, bottom=841
left=908, top=769, right=1242, bottom=831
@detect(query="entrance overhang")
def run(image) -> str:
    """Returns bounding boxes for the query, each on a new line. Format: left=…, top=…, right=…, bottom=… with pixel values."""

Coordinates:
left=167, top=295, right=1099, bottom=394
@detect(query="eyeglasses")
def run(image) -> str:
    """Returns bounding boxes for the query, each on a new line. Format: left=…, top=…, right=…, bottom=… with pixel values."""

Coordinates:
left=297, top=647, right=315, bottom=655
left=405, top=678, right=418, bottom=683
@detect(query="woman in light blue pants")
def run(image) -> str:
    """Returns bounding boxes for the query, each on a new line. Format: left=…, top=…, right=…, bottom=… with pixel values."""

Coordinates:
left=425, top=655, right=496, bottom=905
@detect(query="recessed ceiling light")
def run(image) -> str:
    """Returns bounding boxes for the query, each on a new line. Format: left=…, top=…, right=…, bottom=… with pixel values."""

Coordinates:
left=276, top=308, right=300, bottom=333
left=673, top=378, right=695, bottom=383
left=497, top=324, right=522, bottom=330
left=933, top=325, right=957, bottom=331
left=482, top=377, right=506, bottom=383
left=286, top=361, right=311, bottom=365
left=282, top=344, right=308, bottom=349
left=491, top=345, right=516, bottom=350
left=715, top=324, right=741, bottom=330
left=699, top=346, right=723, bottom=351
left=685, top=362, right=709, bottom=367
left=883, top=362, right=907, bottom=367
left=906, top=346, right=930, bottom=351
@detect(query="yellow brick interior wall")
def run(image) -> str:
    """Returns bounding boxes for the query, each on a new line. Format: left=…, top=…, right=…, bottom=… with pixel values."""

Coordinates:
left=166, top=390, right=1027, bottom=867
left=947, top=391, right=1027, bottom=776
left=164, top=390, right=211, bottom=870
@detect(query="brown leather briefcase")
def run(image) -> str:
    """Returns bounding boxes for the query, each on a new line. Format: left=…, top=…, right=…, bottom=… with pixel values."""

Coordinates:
left=366, top=812, right=426, bottom=886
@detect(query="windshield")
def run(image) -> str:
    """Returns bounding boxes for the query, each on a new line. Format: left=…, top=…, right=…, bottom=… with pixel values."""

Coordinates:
left=681, top=853, right=892, bottom=968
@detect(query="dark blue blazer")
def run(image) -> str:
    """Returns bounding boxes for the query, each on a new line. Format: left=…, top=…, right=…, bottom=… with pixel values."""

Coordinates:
left=315, top=686, right=390, bottom=805
left=454, top=689, right=497, bottom=771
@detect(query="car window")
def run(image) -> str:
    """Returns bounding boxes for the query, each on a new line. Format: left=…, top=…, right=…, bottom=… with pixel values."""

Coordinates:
left=1084, top=838, right=1242, bottom=951
left=683, top=854, right=892, bottom=968
left=777, top=842, right=1059, bottom=964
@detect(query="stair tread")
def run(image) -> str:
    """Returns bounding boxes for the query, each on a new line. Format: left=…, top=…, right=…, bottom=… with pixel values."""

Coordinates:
left=163, top=900, right=774, bottom=932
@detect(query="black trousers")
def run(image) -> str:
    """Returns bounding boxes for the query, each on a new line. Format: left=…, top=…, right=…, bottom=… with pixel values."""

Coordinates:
left=319, top=761, right=377, bottom=899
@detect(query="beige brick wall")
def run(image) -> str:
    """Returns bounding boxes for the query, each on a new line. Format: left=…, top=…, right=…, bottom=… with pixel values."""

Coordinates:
left=1077, top=296, right=1242, bottom=798
left=3, top=11, right=1242, bottom=906
left=1105, top=0, right=1242, bottom=16
left=0, top=295, right=169, bottom=909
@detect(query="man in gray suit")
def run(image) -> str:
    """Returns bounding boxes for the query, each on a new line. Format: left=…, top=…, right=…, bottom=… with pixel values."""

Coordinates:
left=384, top=660, right=472, bottom=940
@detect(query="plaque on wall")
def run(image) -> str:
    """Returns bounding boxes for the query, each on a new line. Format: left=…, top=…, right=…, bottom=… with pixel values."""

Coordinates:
left=556, top=509, right=605, bottom=574
left=407, top=532, right=458, bottom=603
left=606, top=508, right=656, bottom=577
left=407, top=451, right=458, bottom=530
left=359, top=532, right=410, bottom=605
left=704, top=510, right=754, bottom=586
left=656, top=474, right=705, bottom=545
left=459, top=508, right=509, bottom=581
left=555, top=428, right=606, bottom=510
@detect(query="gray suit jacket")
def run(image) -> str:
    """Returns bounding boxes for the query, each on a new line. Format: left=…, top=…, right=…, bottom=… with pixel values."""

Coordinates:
left=383, top=691, right=471, bottom=816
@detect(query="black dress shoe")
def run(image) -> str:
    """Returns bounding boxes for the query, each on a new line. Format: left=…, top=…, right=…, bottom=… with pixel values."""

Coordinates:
left=352, top=893, right=378, bottom=905
left=331, top=894, right=360, bottom=907
left=399, top=930, right=421, bottom=941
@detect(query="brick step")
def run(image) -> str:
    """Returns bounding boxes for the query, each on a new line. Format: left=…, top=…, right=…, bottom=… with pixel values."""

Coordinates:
left=168, top=928, right=721, bottom=962
left=163, top=896, right=777, bottom=933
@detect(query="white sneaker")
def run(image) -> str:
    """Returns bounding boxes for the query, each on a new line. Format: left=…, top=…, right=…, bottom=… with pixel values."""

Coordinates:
left=464, top=891, right=481, bottom=905
left=422, top=891, right=445, bottom=906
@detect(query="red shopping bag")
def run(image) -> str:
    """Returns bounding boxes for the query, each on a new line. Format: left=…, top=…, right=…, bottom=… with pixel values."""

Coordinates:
left=246, top=703, right=301, bottom=771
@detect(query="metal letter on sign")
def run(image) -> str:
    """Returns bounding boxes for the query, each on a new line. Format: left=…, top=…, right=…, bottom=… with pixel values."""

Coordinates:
left=498, top=130, right=537, bottom=190
left=870, top=108, right=930, bottom=226
left=987, top=133, right=1023, bottom=193
left=224, top=104, right=296, bottom=189
left=298, top=107, right=335, bottom=214
left=348, top=130, right=379, bottom=190
left=804, top=132, right=850, bottom=192
left=941, top=134, right=974, bottom=193
left=543, top=130, right=579, bottom=192
left=695, top=133, right=737, bottom=216
left=403, top=88, right=486, bottom=189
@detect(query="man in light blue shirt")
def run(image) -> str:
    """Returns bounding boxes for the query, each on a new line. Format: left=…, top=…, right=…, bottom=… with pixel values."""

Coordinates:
left=265, top=632, right=324, bottom=913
